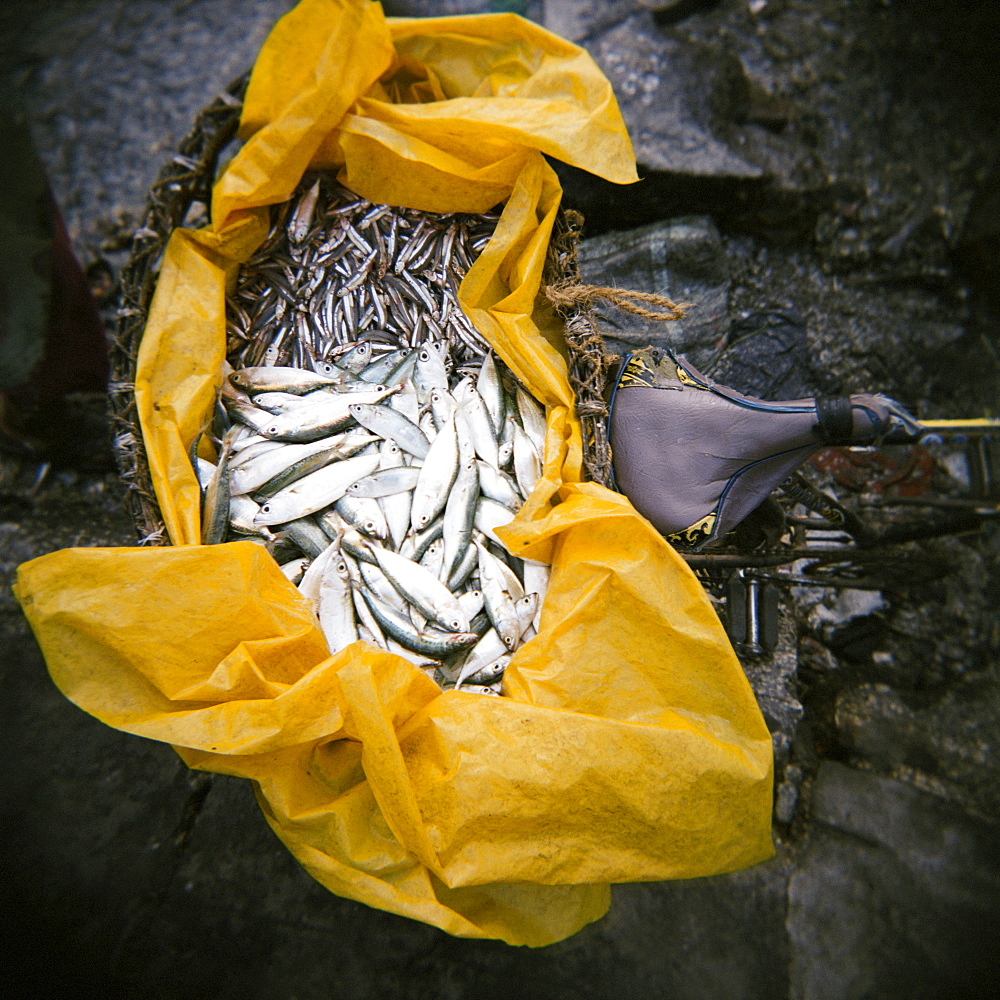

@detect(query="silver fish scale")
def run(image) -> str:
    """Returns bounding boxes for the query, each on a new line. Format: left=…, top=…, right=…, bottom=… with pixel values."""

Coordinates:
left=208, top=173, right=549, bottom=695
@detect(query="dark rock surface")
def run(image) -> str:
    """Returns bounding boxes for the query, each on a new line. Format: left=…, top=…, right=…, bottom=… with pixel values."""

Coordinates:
left=787, top=762, right=1000, bottom=1000
left=541, top=0, right=645, bottom=44
left=589, top=14, right=763, bottom=180
left=2, top=0, right=999, bottom=997
left=0, top=0, right=295, bottom=257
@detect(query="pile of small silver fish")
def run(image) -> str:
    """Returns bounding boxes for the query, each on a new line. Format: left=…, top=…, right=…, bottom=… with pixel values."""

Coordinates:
left=226, top=175, right=498, bottom=376
left=194, top=178, right=550, bottom=695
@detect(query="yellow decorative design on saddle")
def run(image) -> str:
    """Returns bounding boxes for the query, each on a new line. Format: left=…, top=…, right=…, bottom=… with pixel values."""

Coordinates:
left=667, top=511, right=717, bottom=547
left=618, top=354, right=658, bottom=389
left=674, top=362, right=709, bottom=389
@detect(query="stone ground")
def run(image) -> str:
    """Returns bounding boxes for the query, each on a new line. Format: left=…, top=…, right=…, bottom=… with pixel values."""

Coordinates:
left=1, top=1, right=999, bottom=997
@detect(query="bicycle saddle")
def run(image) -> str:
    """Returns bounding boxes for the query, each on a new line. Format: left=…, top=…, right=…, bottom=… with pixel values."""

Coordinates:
left=607, top=351, right=920, bottom=549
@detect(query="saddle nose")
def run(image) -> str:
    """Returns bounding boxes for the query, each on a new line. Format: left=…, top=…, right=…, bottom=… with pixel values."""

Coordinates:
left=606, top=352, right=900, bottom=548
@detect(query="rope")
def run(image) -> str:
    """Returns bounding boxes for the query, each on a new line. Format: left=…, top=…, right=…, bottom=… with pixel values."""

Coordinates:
left=544, top=282, right=688, bottom=323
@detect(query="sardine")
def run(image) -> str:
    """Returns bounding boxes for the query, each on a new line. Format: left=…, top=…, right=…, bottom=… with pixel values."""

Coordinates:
left=349, top=402, right=430, bottom=459
left=344, top=466, right=421, bottom=498
left=201, top=432, right=235, bottom=545
left=362, top=591, right=477, bottom=658
left=254, top=452, right=381, bottom=525
left=370, top=546, right=470, bottom=633
left=410, top=412, right=459, bottom=530
left=442, top=458, right=479, bottom=578
left=230, top=366, right=338, bottom=395
left=318, top=551, right=358, bottom=651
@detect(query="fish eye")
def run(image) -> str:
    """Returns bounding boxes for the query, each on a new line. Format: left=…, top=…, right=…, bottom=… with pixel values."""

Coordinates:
left=419, top=349, right=430, bottom=361
left=262, top=504, right=271, bottom=513
left=267, top=426, right=279, bottom=436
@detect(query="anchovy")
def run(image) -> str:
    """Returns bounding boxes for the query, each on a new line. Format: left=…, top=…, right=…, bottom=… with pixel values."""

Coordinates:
left=289, top=179, right=320, bottom=244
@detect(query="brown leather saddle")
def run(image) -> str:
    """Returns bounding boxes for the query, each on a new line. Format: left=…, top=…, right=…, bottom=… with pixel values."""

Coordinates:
left=606, top=351, right=923, bottom=549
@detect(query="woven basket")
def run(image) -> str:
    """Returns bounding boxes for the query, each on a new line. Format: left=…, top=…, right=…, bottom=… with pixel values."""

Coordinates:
left=111, top=75, right=614, bottom=544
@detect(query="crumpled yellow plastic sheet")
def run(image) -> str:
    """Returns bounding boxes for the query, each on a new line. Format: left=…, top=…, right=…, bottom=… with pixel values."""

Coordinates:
left=14, top=0, right=774, bottom=947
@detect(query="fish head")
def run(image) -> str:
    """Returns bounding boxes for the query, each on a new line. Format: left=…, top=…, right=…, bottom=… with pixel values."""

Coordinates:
left=453, top=377, right=475, bottom=401
left=254, top=496, right=299, bottom=526
left=518, top=594, right=539, bottom=616
left=445, top=632, right=479, bottom=651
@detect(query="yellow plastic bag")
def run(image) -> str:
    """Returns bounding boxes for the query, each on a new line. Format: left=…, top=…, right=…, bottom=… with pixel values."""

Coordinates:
left=14, top=0, right=773, bottom=947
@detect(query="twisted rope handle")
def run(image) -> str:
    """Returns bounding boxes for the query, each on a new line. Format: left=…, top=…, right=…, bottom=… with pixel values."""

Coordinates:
left=544, top=282, right=688, bottom=323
